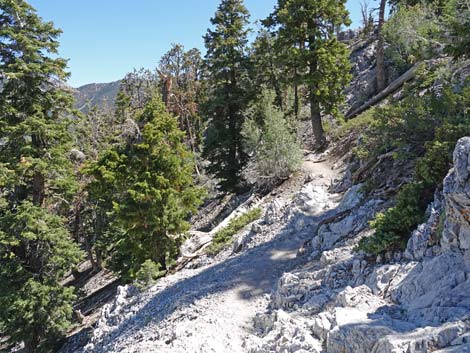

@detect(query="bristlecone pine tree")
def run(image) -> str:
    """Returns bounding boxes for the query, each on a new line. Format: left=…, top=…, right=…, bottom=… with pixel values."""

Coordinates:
left=157, top=44, right=206, bottom=155
left=267, top=0, right=352, bottom=148
left=202, top=0, right=251, bottom=191
left=86, top=95, right=203, bottom=281
left=0, top=1, right=83, bottom=351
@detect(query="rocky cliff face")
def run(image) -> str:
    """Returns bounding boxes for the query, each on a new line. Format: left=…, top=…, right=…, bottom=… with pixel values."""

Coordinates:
left=248, top=137, right=470, bottom=353
left=442, top=137, right=470, bottom=256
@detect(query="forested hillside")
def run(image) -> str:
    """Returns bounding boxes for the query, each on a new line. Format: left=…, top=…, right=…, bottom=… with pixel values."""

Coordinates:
left=1, top=0, right=470, bottom=352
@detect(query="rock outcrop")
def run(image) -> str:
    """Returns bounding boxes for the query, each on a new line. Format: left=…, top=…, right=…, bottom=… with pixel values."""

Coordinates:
left=248, top=137, right=470, bottom=353
left=442, top=137, right=470, bottom=258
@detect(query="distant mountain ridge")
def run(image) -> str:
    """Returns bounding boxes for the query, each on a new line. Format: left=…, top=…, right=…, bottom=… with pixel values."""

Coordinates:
left=73, top=81, right=120, bottom=113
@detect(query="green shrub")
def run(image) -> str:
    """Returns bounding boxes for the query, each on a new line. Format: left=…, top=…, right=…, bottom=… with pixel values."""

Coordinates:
left=358, top=182, right=430, bottom=254
left=383, top=3, right=441, bottom=75
left=135, top=260, right=166, bottom=288
left=331, top=108, right=376, bottom=141
left=242, top=90, right=302, bottom=185
left=206, top=208, right=262, bottom=256
left=444, top=0, right=470, bottom=59
left=358, top=76, right=470, bottom=160
left=357, top=81, right=470, bottom=255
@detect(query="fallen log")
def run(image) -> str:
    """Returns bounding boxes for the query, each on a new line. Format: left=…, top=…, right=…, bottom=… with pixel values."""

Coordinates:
left=171, top=193, right=264, bottom=272
left=345, top=63, right=420, bottom=119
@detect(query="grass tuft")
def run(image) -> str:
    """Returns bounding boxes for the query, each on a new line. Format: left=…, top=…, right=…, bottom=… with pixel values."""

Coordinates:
left=206, top=208, right=262, bottom=256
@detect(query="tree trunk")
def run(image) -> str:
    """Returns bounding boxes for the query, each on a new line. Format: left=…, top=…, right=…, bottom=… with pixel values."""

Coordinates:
left=228, top=68, right=238, bottom=188
left=184, top=114, right=201, bottom=176
left=376, top=0, right=387, bottom=92
left=310, top=93, right=325, bottom=148
left=94, top=248, right=103, bottom=272
left=32, top=172, right=45, bottom=207
left=307, top=27, right=325, bottom=149
left=24, top=332, right=40, bottom=353
left=293, top=74, right=299, bottom=120
left=345, top=62, right=419, bottom=119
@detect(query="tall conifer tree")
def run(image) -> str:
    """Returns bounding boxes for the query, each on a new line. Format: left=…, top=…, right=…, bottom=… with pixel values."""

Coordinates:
left=86, top=96, right=203, bottom=281
left=202, top=0, right=251, bottom=191
left=0, top=1, right=83, bottom=351
left=267, top=0, right=351, bottom=148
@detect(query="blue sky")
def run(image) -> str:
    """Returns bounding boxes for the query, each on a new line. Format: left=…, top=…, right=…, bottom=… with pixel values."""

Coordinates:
left=29, top=0, right=367, bottom=87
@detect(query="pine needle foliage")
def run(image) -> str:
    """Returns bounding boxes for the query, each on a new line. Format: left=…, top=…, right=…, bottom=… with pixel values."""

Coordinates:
left=0, top=1, right=83, bottom=351
left=242, top=90, right=302, bottom=185
left=86, top=96, right=204, bottom=281
left=202, top=0, right=252, bottom=191
left=266, top=0, right=352, bottom=147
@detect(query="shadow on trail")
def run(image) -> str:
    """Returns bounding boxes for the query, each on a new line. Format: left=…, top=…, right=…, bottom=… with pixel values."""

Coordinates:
left=89, top=200, right=343, bottom=351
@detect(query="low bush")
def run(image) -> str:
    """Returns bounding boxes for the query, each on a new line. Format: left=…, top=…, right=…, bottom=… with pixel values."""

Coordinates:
left=242, top=90, right=302, bottom=186
left=357, top=81, right=470, bottom=255
left=206, top=208, right=262, bottom=256
left=331, top=108, right=376, bottom=141
left=135, top=260, right=166, bottom=288
left=383, top=3, right=441, bottom=75
left=444, top=0, right=470, bottom=59
left=358, top=182, right=430, bottom=254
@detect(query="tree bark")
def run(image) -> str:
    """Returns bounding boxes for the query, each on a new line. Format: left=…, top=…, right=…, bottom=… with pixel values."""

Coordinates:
left=307, top=27, right=325, bottom=148
left=24, top=332, right=40, bottom=353
left=376, top=0, right=387, bottom=93
left=94, top=248, right=103, bottom=272
left=310, top=94, right=326, bottom=148
left=293, top=73, right=299, bottom=120
left=32, top=172, right=45, bottom=207
left=228, top=68, right=238, bottom=188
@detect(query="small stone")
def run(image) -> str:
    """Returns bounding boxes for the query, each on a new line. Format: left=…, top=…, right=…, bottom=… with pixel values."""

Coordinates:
left=252, top=222, right=263, bottom=234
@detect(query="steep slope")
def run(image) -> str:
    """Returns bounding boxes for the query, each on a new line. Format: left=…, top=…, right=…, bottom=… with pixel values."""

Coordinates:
left=73, top=81, right=120, bottom=113
left=59, top=30, right=470, bottom=353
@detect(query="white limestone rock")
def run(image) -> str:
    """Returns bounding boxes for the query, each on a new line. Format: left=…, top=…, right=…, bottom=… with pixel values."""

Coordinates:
left=405, top=193, right=443, bottom=260
left=264, top=198, right=285, bottom=225
left=442, top=137, right=470, bottom=253
left=248, top=310, right=322, bottom=353
left=180, top=231, right=213, bottom=257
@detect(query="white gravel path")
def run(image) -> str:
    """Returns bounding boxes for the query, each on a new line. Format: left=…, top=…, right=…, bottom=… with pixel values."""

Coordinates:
left=64, top=160, right=339, bottom=353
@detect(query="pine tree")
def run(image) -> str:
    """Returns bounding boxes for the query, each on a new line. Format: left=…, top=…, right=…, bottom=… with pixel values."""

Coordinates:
left=267, top=0, right=352, bottom=148
left=202, top=0, right=251, bottom=191
left=250, top=30, right=285, bottom=109
left=158, top=44, right=206, bottom=155
left=86, top=96, right=204, bottom=281
left=0, top=1, right=83, bottom=351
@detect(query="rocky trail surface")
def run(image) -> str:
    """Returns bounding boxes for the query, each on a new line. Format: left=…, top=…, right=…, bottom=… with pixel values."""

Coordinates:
left=61, top=157, right=343, bottom=353
left=62, top=139, right=470, bottom=353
